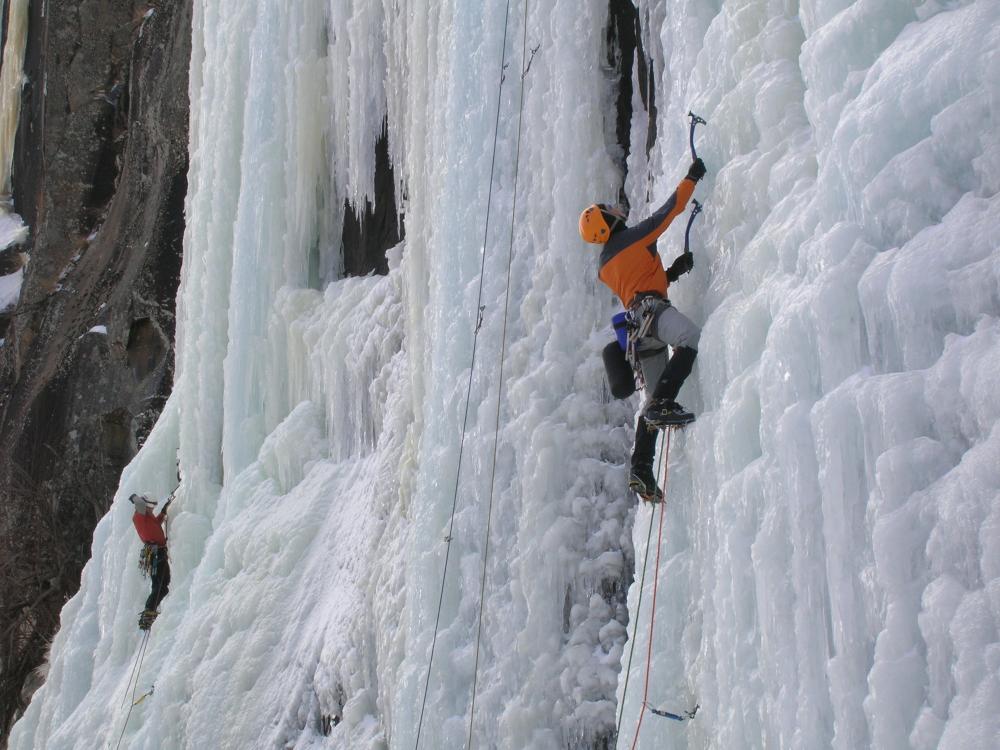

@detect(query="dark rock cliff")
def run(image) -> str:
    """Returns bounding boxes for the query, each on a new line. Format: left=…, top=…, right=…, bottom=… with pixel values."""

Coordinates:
left=0, top=0, right=192, bottom=739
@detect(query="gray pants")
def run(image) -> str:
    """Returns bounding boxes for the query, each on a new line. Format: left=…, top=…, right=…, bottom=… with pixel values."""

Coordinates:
left=637, top=304, right=700, bottom=401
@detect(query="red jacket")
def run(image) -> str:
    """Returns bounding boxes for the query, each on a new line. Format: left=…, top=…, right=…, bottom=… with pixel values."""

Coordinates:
left=133, top=511, right=167, bottom=546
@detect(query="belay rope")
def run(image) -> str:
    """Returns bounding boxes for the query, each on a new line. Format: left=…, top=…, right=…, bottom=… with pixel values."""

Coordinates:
left=614, top=430, right=699, bottom=749
left=112, top=543, right=169, bottom=749
left=615, top=431, right=670, bottom=738
left=112, top=629, right=151, bottom=749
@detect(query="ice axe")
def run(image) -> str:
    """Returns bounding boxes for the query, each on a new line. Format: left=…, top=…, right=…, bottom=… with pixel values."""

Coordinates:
left=683, top=199, right=703, bottom=254
left=688, top=111, right=706, bottom=160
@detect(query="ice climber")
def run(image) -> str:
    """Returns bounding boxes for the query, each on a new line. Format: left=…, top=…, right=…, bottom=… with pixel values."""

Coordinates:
left=579, top=157, right=706, bottom=502
left=129, top=493, right=172, bottom=630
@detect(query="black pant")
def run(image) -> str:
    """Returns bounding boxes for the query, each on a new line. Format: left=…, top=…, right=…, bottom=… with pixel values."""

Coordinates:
left=145, top=547, right=170, bottom=611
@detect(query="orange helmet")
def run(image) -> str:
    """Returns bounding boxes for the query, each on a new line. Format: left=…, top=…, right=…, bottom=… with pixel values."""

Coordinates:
left=579, top=204, right=625, bottom=243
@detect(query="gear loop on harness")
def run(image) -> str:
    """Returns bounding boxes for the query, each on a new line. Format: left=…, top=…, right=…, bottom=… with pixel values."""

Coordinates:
left=623, top=294, right=671, bottom=388
left=137, top=543, right=157, bottom=578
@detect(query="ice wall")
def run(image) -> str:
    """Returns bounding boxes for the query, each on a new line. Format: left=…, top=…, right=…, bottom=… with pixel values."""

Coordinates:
left=616, top=1, right=1000, bottom=749
left=11, top=0, right=634, bottom=748
left=0, top=0, right=29, bottom=311
left=9, top=1, right=1000, bottom=750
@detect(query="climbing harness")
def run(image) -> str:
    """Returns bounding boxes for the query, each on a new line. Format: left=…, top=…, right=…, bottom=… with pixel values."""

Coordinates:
left=687, top=111, right=706, bottom=161
left=621, top=294, right=670, bottom=391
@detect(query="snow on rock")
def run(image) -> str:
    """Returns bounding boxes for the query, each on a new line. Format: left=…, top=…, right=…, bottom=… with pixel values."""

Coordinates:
left=10, top=1, right=1000, bottom=749
left=0, top=210, right=27, bottom=310
left=0, top=265, right=22, bottom=311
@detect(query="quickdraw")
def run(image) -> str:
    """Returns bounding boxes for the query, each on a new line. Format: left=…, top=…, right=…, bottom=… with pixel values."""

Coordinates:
left=646, top=701, right=700, bottom=722
left=137, top=543, right=156, bottom=578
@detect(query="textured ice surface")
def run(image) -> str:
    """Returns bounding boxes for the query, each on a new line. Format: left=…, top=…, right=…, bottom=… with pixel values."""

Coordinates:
left=10, top=1, right=1000, bottom=749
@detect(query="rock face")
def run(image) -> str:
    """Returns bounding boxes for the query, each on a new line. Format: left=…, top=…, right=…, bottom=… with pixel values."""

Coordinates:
left=0, top=0, right=192, bottom=738
left=341, top=121, right=404, bottom=277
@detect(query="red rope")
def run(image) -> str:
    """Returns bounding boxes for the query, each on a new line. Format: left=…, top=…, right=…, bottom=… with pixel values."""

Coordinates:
left=630, top=429, right=671, bottom=750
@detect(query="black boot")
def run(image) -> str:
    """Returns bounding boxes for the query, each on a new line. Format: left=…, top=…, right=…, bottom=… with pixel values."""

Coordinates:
left=643, top=399, right=695, bottom=427
left=627, top=464, right=663, bottom=503
left=647, top=346, right=697, bottom=427
left=628, top=416, right=662, bottom=502
left=652, top=346, right=697, bottom=402
left=138, top=609, right=158, bottom=631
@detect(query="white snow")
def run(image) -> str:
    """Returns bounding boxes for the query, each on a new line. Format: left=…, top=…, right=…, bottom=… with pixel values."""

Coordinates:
left=10, top=1, right=1000, bottom=749
left=0, top=265, right=22, bottom=311
left=0, top=210, right=27, bottom=311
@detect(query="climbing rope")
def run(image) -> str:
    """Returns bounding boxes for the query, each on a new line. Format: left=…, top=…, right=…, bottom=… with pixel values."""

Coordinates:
left=119, top=630, right=149, bottom=710
left=615, top=429, right=670, bottom=738
left=113, top=593, right=160, bottom=750
left=628, top=429, right=670, bottom=750
left=621, top=428, right=698, bottom=748
left=414, top=3, right=514, bottom=748
left=113, top=631, right=153, bottom=749
left=112, top=537, right=170, bottom=749
left=113, top=629, right=150, bottom=748
left=466, top=2, right=533, bottom=747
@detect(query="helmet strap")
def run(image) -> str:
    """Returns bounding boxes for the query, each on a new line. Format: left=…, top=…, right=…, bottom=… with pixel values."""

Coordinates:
left=603, top=211, right=623, bottom=234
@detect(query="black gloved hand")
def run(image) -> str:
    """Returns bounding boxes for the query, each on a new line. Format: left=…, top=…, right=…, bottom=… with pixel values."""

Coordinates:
left=666, top=251, right=694, bottom=282
left=686, top=158, right=706, bottom=182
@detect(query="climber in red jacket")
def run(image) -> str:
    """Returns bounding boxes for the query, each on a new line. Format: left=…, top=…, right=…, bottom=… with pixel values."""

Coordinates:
left=130, top=493, right=172, bottom=629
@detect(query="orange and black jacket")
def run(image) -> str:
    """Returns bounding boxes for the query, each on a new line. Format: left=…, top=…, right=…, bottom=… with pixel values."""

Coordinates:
left=598, top=177, right=696, bottom=308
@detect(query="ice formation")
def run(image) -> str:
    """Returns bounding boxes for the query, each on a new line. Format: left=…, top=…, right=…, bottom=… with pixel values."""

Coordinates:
left=10, top=1, right=1000, bottom=749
